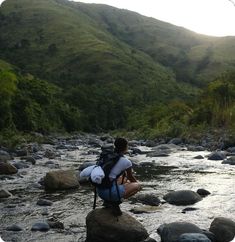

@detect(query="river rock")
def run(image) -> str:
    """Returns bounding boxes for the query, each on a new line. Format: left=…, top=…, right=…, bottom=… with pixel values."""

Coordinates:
left=86, top=208, right=149, bottom=242
left=0, top=162, right=18, bottom=175
left=88, top=138, right=103, bottom=147
left=178, top=233, right=211, bottom=242
left=194, top=155, right=204, bottom=159
left=130, top=193, right=161, bottom=206
left=157, top=222, right=212, bottom=242
left=31, top=221, right=50, bottom=231
left=222, top=157, right=235, bottom=165
left=163, top=190, right=202, bottom=205
left=101, top=143, right=114, bottom=151
left=208, top=151, right=226, bottom=160
left=209, top=217, right=235, bottom=242
left=131, top=147, right=143, bottom=155
left=182, top=207, right=199, bottom=213
left=44, top=169, right=79, bottom=190
left=44, top=149, right=57, bottom=159
left=37, top=199, right=53, bottom=206
left=130, top=205, right=161, bottom=214
left=25, top=156, right=36, bottom=165
left=197, top=188, right=211, bottom=196
left=147, top=150, right=170, bottom=157
left=0, top=189, right=12, bottom=198
left=187, top=146, right=205, bottom=152
left=6, top=224, right=23, bottom=231
left=147, top=144, right=181, bottom=157
left=168, top=138, right=183, bottom=145
left=15, top=149, right=28, bottom=157
left=47, top=218, right=64, bottom=229
left=227, top=147, right=235, bottom=153
left=0, top=150, right=11, bottom=162
left=13, top=161, right=30, bottom=169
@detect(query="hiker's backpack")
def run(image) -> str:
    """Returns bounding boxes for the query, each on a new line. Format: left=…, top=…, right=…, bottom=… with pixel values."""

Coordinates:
left=91, top=148, right=124, bottom=209
left=95, top=149, right=123, bottom=188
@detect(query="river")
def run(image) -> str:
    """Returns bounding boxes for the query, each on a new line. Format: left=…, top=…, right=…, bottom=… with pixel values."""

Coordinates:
left=0, top=138, right=234, bottom=242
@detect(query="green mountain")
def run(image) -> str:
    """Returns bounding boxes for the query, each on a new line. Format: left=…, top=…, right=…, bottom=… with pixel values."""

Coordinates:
left=74, top=2, right=235, bottom=85
left=0, top=0, right=235, bottom=137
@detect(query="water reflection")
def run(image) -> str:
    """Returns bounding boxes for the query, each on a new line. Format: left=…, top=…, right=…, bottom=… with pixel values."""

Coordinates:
left=0, top=147, right=234, bottom=242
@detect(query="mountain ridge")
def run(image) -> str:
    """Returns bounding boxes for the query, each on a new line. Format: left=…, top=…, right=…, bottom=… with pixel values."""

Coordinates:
left=0, top=0, right=235, bottom=136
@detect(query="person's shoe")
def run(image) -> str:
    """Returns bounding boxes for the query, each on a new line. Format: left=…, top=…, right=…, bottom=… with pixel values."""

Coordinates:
left=102, top=200, right=122, bottom=216
left=102, top=200, right=113, bottom=208
left=111, top=204, right=122, bottom=216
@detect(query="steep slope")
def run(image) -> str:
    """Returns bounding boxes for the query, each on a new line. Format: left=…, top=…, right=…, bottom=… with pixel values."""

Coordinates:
left=76, top=2, right=235, bottom=85
left=0, top=58, right=81, bottom=132
left=1, top=0, right=234, bottom=133
left=0, top=0, right=184, bottom=99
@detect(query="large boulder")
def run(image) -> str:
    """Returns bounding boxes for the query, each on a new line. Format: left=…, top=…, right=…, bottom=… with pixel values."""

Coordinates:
left=0, top=162, right=18, bottom=175
left=44, top=169, right=79, bottom=190
left=163, top=190, right=202, bottom=205
left=207, top=151, right=226, bottom=160
left=86, top=208, right=150, bottom=242
left=209, top=217, right=235, bottom=242
left=157, top=222, right=213, bottom=242
left=178, top=233, right=211, bottom=242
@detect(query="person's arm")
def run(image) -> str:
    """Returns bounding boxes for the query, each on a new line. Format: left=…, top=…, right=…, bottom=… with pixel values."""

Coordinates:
left=126, top=167, right=138, bottom=183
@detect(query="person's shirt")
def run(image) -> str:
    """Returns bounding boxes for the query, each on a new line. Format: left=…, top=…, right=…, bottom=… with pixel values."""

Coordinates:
left=109, top=156, right=132, bottom=180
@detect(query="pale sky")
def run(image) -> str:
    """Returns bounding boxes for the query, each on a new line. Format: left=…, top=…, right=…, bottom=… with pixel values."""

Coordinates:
left=0, top=0, right=235, bottom=36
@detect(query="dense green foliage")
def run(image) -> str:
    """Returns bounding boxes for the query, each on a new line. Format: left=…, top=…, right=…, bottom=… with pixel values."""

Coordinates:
left=0, top=0, right=235, bottom=143
left=0, top=60, right=81, bottom=133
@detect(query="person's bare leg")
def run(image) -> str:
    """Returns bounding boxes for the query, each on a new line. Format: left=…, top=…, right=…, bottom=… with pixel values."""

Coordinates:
left=123, top=182, right=141, bottom=199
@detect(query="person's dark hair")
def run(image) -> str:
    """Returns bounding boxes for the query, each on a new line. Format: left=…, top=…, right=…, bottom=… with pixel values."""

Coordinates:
left=114, top=137, right=128, bottom=153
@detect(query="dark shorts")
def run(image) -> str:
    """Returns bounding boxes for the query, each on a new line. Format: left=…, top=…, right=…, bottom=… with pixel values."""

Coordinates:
left=97, top=183, right=125, bottom=201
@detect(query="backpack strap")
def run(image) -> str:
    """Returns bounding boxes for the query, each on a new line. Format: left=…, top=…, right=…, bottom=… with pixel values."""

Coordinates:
left=93, top=186, right=97, bottom=209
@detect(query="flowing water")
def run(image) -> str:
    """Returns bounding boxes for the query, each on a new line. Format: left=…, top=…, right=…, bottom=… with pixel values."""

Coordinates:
left=0, top=142, right=234, bottom=242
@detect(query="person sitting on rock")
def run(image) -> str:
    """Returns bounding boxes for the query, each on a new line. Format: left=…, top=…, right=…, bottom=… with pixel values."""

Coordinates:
left=96, top=137, right=141, bottom=215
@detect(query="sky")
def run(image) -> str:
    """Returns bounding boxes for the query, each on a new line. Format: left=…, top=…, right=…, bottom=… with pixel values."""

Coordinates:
left=0, top=0, right=235, bottom=36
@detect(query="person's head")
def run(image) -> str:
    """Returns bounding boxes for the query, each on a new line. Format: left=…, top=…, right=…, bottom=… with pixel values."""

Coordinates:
left=114, top=137, right=128, bottom=153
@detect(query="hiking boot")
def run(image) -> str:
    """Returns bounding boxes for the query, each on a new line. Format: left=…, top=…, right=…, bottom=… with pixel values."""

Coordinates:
left=102, top=200, right=122, bottom=216
left=102, top=200, right=113, bottom=208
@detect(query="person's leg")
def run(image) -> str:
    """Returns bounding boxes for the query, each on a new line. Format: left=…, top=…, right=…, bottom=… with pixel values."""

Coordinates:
left=123, top=182, right=141, bottom=199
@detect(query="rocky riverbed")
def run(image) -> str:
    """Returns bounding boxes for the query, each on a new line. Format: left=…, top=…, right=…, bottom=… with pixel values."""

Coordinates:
left=0, top=134, right=235, bottom=242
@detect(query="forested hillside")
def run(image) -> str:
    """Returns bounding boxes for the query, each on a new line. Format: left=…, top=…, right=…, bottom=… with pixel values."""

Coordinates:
left=0, top=0, right=235, bottom=142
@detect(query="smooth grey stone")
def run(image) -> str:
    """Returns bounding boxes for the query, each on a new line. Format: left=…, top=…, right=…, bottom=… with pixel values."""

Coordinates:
left=31, top=222, right=50, bottom=231
left=37, top=199, right=53, bottom=206
left=6, top=224, right=23, bottom=231
left=178, top=233, right=211, bottom=242
left=197, top=189, right=211, bottom=196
